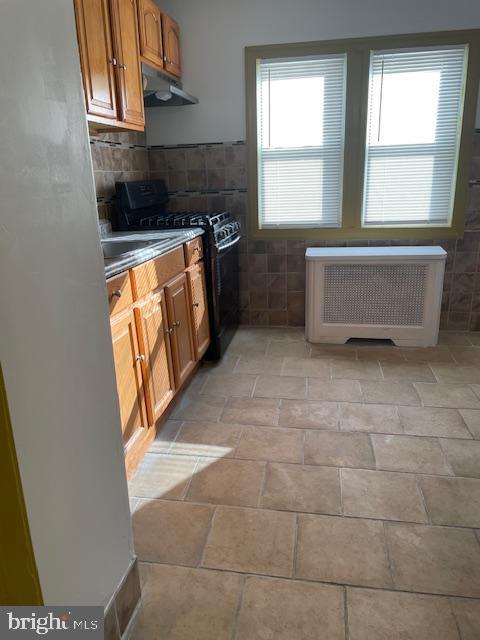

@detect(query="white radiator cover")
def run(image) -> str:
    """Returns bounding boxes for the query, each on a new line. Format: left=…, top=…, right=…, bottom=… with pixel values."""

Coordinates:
left=306, top=246, right=447, bottom=347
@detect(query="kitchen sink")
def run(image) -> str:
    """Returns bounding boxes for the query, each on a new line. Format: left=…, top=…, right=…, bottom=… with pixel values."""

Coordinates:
left=102, top=239, right=166, bottom=259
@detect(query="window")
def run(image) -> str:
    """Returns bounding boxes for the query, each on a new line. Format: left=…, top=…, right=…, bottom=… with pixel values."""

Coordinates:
left=245, top=31, right=480, bottom=239
left=258, top=55, right=346, bottom=228
left=363, top=47, right=467, bottom=227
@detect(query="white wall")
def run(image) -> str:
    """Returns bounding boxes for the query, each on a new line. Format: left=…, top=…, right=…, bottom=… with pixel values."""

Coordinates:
left=147, top=0, right=480, bottom=145
left=0, top=0, right=134, bottom=605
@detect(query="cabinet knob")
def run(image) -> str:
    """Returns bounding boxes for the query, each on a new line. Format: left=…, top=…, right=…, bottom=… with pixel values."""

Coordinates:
left=173, top=320, right=181, bottom=327
left=119, top=63, right=127, bottom=70
left=111, top=290, right=122, bottom=298
left=165, top=327, right=173, bottom=335
left=193, top=247, right=200, bottom=253
left=192, top=302, right=199, bottom=308
left=109, top=57, right=117, bottom=66
left=136, top=354, right=146, bottom=362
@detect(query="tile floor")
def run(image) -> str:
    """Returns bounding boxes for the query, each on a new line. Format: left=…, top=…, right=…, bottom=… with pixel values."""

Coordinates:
left=128, top=327, right=480, bottom=640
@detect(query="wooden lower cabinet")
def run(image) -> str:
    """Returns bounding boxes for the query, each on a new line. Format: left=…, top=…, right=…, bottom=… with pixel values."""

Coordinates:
left=110, top=307, right=148, bottom=450
left=164, top=273, right=196, bottom=388
left=107, top=245, right=210, bottom=477
left=134, top=289, right=175, bottom=425
left=187, top=263, right=210, bottom=359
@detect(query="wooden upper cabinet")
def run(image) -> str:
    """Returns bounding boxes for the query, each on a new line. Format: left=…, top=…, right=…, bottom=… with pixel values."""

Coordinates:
left=110, top=308, right=147, bottom=447
left=165, top=273, right=195, bottom=388
left=110, top=0, right=145, bottom=128
left=162, top=13, right=181, bottom=78
left=137, top=0, right=163, bottom=68
left=73, top=0, right=118, bottom=120
left=134, top=290, right=175, bottom=425
left=187, top=263, right=210, bottom=360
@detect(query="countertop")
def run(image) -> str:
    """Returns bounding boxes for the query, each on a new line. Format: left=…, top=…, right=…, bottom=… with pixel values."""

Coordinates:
left=103, top=229, right=204, bottom=279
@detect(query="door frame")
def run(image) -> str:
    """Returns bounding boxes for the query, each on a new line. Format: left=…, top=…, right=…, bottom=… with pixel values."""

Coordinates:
left=0, top=364, right=43, bottom=605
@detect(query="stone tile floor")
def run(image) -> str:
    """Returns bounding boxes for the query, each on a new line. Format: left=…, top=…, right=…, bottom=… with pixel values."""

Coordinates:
left=128, top=327, right=480, bottom=639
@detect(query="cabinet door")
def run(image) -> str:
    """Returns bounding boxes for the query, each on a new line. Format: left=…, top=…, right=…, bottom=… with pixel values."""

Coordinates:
left=110, top=0, right=145, bottom=127
left=74, top=0, right=118, bottom=120
left=135, top=290, right=175, bottom=425
left=165, top=273, right=195, bottom=387
left=162, top=13, right=181, bottom=78
left=187, top=263, right=210, bottom=359
left=110, top=308, right=147, bottom=447
left=137, top=0, right=163, bottom=68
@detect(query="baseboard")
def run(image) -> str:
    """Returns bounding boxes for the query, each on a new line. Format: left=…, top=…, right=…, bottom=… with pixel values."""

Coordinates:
left=104, top=557, right=141, bottom=640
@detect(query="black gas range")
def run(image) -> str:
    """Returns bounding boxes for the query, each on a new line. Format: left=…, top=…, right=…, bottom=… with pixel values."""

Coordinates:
left=113, top=180, right=241, bottom=360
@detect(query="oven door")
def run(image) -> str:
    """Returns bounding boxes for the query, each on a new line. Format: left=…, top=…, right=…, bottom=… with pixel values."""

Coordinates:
left=206, top=235, right=240, bottom=360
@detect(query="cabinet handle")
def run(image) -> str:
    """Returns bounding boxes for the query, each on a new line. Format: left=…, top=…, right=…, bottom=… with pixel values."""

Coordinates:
left=136, top=354, right=146, bottom=362
left=119, top=63, right=127, bottom=70
left=109, top=57, right=117, bottom=66
left=111, top=290, right=122, bottom=298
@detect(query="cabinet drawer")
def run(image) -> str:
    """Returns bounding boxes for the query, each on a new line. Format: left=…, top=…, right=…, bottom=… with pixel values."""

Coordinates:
left=107, top=271, right=133, bottom=316
left=132, top=246, right=185, bottom=298
left=184, top=237, right=203, bottom=266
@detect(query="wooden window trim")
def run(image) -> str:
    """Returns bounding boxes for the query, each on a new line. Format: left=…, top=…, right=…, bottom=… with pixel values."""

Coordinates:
left=245, top=30, right=480, bottom=240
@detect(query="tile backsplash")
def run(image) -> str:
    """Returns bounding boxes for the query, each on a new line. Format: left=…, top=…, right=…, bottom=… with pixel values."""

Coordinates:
left=90, top=131, right=149, bottom=222
left=90, top=132, right=480, bottom=331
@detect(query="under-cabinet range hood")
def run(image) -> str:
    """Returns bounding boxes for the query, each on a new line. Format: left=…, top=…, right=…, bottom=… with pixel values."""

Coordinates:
left=142, top=64, right=198, bottom=107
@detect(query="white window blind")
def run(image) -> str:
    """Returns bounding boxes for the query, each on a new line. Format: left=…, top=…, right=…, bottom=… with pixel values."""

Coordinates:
left=362, top=45, right=467, bottom=227
left=257, top=54, right=346, bottom=228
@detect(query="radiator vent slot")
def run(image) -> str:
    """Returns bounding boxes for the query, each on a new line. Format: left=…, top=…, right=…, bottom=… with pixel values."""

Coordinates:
left=323, top=263, right=427, bottom=326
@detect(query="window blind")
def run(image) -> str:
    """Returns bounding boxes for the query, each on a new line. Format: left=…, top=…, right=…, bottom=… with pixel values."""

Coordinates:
left=257, top=54, right=346, bottom=228
left=362, top=45, right=467, bottom=227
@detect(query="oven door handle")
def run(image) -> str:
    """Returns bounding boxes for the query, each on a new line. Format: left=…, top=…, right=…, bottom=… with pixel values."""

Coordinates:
left=216, top=234, right=241, bottom=252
